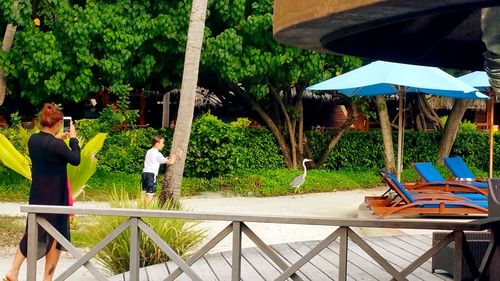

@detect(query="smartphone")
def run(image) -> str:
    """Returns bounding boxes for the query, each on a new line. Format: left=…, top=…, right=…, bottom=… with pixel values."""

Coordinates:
left=63, top=116, right=72, bottom=132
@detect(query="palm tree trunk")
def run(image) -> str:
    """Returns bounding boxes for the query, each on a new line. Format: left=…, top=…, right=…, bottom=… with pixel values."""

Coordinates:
left=0, top=24, right=17, bottom=106
left=437, top=99, right=469, bottom=162
left=159, top=0, right=208, bottom=203
left=375, top=95, right=396, bottom=173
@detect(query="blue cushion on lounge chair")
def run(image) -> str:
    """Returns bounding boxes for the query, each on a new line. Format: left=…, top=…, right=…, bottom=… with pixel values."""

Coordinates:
left=454, top=193, right=487, bottom=200
left=443, top=156, right=481, bottom=182
left=413, top=162, right=446, bottom=182
left=420, top=201, right=488, bottom=209
left=384, top=172, right=487, bottom=208
left=413, top=162, right=487, bottom=189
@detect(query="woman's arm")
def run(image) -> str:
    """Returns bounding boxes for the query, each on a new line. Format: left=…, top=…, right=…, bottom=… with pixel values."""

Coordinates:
left=54, top=138, right=81, bottom=166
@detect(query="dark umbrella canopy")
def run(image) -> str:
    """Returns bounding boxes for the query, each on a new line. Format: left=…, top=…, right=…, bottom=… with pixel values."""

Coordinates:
left=273, top=0, right=499, bottom=70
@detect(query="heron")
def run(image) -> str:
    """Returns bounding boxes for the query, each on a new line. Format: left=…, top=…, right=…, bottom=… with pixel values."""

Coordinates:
left=289, top=159, right=313, bottom=193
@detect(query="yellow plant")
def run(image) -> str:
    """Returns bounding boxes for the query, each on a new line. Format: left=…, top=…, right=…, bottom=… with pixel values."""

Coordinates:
left=0, top=132, right=107, bottom=200
left=67, top=133, right=107, bottom=198
left=0, top=134, right=32, bottom=180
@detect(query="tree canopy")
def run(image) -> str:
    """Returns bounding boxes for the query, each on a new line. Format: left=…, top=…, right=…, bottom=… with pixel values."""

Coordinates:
left=203, top=0, right=362, bottom=167
left=0, top=0, right=192, bottom=104
left=1, top=0, right=363, bottom=168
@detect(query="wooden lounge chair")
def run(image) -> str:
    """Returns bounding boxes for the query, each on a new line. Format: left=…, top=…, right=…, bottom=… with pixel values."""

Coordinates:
left=365, top=170, right=486, bottom=208
left=443, top=156, right=486, bottom=182
left=368, top=171, right=487, bottom=218
left=411, top=162, right=488, bottom=195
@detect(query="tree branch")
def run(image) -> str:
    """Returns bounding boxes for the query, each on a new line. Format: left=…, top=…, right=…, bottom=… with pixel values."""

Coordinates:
left=237, top=85, right=293, bottom=167
left=314, top=95, right=358, bottom=168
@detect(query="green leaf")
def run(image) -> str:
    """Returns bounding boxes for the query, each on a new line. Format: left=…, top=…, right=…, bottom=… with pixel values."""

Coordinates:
left=0, top=133, right=31, bottom=180
left=67, top=133, right=107, bottom=199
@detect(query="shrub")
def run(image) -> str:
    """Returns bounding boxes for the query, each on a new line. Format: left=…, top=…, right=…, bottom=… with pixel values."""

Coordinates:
left=184, top=114, right=240, bottom=177
left=96, top=128, right=172, bottom=174
left=83, top=190, right=206, bottom=274
left=459, top=120, right=477, bottom=133
left=184, top=113, right=284, bottom=178
left=2, top=114, right=499, bottom=184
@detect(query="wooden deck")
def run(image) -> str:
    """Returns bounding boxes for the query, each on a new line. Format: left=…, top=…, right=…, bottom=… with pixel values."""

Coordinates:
left=111, top=234, right=453, bottom=281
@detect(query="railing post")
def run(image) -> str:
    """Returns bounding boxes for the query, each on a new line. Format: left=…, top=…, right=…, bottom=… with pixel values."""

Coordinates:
left=130, top=217, right=140, bottom=281
left=27, top=213, right=38, bottom=281
left=339, top=226, right=348, bottom=281
left=232, top=221, right=242, bottom=281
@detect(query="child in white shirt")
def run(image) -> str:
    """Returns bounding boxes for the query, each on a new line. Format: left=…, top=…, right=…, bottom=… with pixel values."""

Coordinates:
left=141, top=136, right=182, bottom=202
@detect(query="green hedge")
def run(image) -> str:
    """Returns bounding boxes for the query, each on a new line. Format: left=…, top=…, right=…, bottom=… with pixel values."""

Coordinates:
left=307, top=130, right=499, bottom=172
left=1, top=114, right=499, bottom=178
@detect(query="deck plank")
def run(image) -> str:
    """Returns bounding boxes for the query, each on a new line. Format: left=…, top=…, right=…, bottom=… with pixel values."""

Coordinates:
left=241, top=247, right=286, bottom=280
left=144, top=263, right=169, bottom=281
left=349, top=239, right=422, bottom=281
left=394, top=234, right=433, bottom=251
left=108, top=274, right=124, bottom=281
left=271, top=243, right=332, bottom=281
left=166, top=256, right=219, bottom=281
left=366, top=237, right=441, bottom=281
left=163, top=263, right=193, bottom=281
left=379, top=235, right=438, bottom=271
left=289, top=242, right=342, bottom=280
left=221, top=250, right=266, bottom=281
left=112, top=234, right=456, bottom=281
left=304, top=240, right=389, bottom=280
left=203, top=252, right=233, bottom=280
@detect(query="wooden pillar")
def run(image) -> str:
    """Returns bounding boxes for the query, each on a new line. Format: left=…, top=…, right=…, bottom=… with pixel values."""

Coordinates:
left=162, top=92, right=170, bottom=129
left=139, top=92, right=146, bottom=126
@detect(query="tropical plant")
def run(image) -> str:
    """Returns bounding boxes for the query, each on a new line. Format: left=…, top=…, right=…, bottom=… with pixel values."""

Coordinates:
left=67, top=133, right=107, bottom=198
left=0, top=131, right=107, bottom=199
left=84, top=190, right=206, bottom=274
left=459, top=120, right=477, bottom=133
left=0, top=133, right=31, bottom=180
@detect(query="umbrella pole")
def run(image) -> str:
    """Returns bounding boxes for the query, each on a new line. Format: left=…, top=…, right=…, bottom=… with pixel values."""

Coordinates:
left=489, top=88, right=495, bottom=178
left=397, top=90, right=404, bottom=180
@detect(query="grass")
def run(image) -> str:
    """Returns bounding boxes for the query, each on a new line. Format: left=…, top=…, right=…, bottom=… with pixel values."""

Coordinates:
left=0, top=215, right=100, bottom=249
left=3, top=163, right=492, bottom=202
left=0, top=168, right=388, bottom=201
left=0, top=217, right=24, bottom=247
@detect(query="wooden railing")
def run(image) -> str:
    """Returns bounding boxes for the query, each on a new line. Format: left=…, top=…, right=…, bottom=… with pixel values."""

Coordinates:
left=21, top=205, right=500, bottom=281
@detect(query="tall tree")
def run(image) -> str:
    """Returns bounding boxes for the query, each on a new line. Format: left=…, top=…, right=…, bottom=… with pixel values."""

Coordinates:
left=203, top=0, right=362, bottom=168
left=375, top=95, right=395, bottom=173
left=437, top=99, right=469, bottom=162
left=0, top=0, right=22, bottom=106
left=159, top=0, right=208, bottom=202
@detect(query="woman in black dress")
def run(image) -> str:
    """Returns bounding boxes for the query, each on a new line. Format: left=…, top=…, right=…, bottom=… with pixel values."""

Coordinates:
left=4, top=103, right=80, bottom=281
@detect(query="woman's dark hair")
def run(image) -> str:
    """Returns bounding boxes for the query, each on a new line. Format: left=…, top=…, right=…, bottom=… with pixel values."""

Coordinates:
left=40, top=103, right=63, bottom=127
left=151, top=135, right=164, bottom=146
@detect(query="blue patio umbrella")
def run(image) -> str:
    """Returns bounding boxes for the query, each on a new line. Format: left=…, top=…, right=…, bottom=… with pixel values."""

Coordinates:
left=307, top=60, right=488, bottom=179
left=458, top=71, right=490, bottom=91
left=458, top=71, right=495, bottom=177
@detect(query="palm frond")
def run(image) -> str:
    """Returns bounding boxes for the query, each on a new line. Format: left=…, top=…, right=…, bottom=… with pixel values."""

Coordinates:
left=67, top=133, right=107, bottom=199
left=0, top=133, right=31, bottom=180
